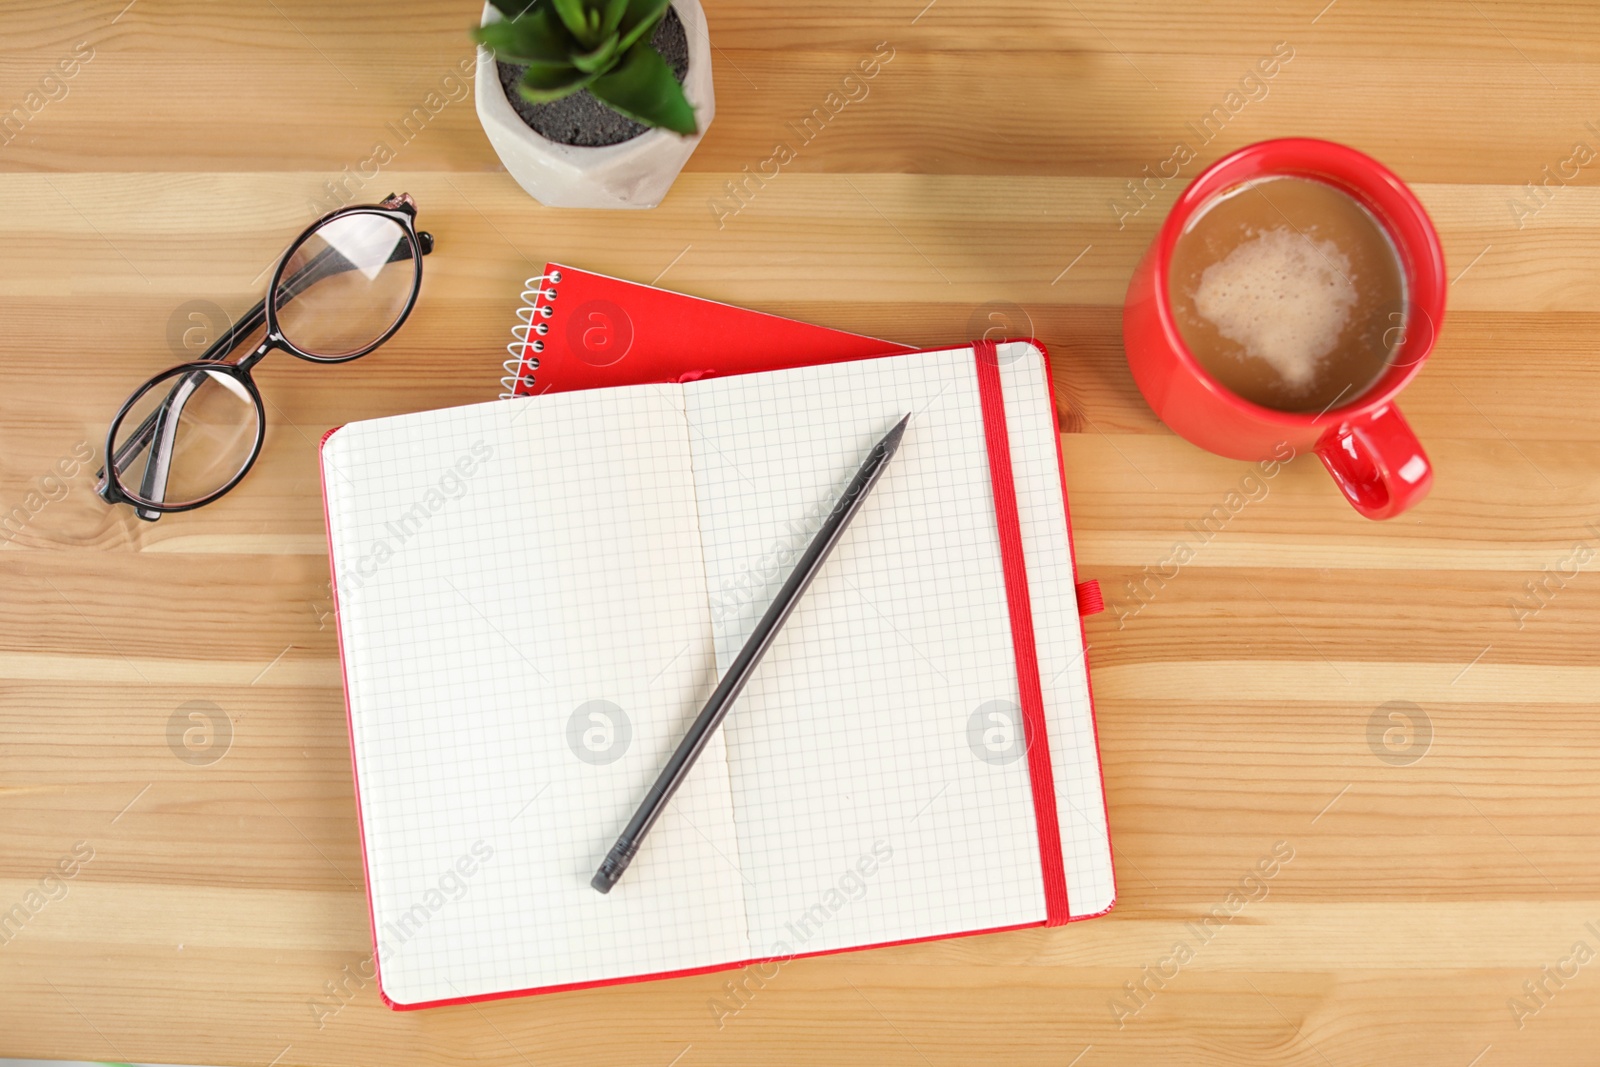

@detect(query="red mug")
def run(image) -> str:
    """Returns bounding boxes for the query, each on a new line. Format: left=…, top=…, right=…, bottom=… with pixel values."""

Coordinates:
left=1123, top=138, right=1445, bottom=520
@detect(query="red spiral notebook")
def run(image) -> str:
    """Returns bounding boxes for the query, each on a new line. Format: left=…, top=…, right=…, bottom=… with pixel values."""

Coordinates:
left=319, top=266, right=1114, bottom=1010
left=496, top=264, right=916, bottom=398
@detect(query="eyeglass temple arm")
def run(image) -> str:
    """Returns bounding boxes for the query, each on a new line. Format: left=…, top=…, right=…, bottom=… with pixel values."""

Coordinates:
left=97, top=233, right=432, bottom=492
left=134, top=370, right=206, bottom=520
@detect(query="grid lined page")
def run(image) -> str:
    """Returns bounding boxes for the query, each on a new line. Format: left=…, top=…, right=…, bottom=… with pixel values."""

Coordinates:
left=322, top=390, right=749, bottom=1005
left=684, top=349, right=1047, bottom=956
left=997, top=341, right=1117, bottom=917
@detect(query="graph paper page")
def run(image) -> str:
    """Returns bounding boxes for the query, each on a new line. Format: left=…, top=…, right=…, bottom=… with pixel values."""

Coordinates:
left=684, top=348, right=1049, bottom=955
left=322, top=389, right=749, bottom=1005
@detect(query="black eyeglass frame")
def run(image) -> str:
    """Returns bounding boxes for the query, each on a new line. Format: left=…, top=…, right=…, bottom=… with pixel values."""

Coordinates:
left=98, top=193, right=434, bottom=519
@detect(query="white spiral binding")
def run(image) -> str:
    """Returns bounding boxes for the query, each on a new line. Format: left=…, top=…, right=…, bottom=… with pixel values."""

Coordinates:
left=499, top=270, right=562, bottom=399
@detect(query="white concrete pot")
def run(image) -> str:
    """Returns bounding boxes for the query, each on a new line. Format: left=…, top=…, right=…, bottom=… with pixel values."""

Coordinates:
left=474, top=0, right=714, bottom=209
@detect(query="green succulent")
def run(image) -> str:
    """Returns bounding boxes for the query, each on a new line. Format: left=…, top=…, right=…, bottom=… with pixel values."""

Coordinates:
left=476, top=0, right=698, bottom=136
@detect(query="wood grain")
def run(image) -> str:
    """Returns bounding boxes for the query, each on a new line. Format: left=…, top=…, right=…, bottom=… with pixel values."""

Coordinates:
left=3, top=0, right=1600, bottom=1064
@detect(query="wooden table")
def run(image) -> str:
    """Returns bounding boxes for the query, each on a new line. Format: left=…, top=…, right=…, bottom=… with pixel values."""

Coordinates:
left=4, top=1, right=1599, bottom=1063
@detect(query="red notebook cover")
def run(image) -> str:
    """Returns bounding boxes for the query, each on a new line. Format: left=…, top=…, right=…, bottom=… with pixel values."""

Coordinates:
left=498, top=263, right=915, bottom=398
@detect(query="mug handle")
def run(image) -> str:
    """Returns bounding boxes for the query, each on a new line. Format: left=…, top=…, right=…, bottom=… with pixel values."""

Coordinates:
left=1314, top=403, right=1432, bottom=520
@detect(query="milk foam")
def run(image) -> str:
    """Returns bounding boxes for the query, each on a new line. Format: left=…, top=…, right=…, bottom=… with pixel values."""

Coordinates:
left=1191, top=226, right=1357, bottom=393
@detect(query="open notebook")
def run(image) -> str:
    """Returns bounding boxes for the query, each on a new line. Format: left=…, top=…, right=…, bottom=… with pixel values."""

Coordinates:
left=321, top=341, right=1114, bottom=1009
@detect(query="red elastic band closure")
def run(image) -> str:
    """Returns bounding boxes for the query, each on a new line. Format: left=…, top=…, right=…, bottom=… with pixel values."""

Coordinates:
left=972, top=341, right=1070, bottom=925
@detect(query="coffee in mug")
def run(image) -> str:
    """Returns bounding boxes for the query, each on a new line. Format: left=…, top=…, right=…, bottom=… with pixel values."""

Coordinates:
left=1166, top=176, right=1406, bottom=413
left=1123, top=139, right=1446, bottom=520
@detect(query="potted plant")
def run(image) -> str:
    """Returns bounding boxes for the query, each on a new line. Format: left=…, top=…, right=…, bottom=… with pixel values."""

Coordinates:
left=473, top=0, right=714, bottom=209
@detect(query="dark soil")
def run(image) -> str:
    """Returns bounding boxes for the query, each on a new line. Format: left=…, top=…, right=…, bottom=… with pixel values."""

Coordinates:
left=496, top=7, right=690, bottom=148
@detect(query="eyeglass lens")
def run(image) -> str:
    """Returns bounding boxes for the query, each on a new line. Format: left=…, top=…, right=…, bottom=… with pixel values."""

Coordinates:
left=110, top=366, right=262, bottom=508
left=275, top=213, right=418, bottom=359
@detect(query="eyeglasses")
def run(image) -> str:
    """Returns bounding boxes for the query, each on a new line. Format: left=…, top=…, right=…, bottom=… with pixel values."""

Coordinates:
left=97, top=193, right=434, bottom=521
